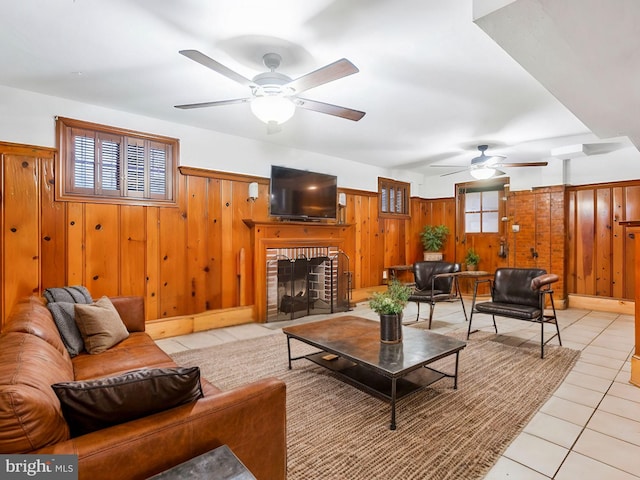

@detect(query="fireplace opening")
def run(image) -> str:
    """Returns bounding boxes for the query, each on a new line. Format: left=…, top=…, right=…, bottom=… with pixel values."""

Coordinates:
left=266, top=247, right=351, bottom=322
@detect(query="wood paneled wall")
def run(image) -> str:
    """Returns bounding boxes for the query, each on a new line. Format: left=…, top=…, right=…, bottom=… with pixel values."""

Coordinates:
left=409, top=197, right=457, bottom=263
left=567, top=182, right=640, bottom=299
left=3, top=139, right=640, bottom=328
left=0, top=144, right=392, bottom=326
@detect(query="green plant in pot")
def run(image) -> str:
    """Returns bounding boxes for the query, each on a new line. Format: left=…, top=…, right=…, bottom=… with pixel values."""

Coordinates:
left=465, top=248, right=480, bottom=271
left=369, top=280, right=412, bottom=343
left=420, top=224, right=450, bottom=261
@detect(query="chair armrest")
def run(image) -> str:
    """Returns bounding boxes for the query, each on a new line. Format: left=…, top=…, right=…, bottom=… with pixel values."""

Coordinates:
left=531, top=273, right=559, bottom=290
left=35, top=378, right=287, bottom=480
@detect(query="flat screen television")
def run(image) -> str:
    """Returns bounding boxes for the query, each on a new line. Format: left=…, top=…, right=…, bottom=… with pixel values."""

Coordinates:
left=269, top=165, right=338, bottom=221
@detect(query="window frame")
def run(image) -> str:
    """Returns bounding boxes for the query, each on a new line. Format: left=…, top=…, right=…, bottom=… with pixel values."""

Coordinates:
left=378, top=177, right=410, bottom=218
left=56, top=117, right=179, bottom=206
left=464, top=189, right=500, bottom=233
left=457, top=179, right=508, bottom=236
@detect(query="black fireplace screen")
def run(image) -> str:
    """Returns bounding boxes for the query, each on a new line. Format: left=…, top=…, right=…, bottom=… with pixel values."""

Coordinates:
left=266, top=248, right=351, bottom=322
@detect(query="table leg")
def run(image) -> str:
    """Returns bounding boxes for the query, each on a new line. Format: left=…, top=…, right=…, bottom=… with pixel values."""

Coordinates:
left=453, top=351, right=460, bottom=390
left=286, top=336, right=293, bottom=370
left=390, top=378, right=397, bottom=430
left=455, top=277, right=468, bottom=322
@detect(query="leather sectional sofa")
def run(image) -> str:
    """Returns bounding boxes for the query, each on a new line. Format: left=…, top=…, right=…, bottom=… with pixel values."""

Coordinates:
left=0, top=295, right=286, bottom=479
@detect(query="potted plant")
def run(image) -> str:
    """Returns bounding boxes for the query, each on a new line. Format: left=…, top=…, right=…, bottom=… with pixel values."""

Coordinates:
left=465, top=248, right=480, bottom=271
left=420, top=224, right=450, bottom=261
left=369, top=280, right=412, bottom=343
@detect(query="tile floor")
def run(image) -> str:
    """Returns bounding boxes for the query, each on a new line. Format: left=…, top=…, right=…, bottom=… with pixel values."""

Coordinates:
left=156, top=298, right=639, bottom=479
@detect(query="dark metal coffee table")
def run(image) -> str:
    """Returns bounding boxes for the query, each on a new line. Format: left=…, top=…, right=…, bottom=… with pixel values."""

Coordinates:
left=283, top=315, right=466, bottom=429
left=149, top=444, right=255, bottom=479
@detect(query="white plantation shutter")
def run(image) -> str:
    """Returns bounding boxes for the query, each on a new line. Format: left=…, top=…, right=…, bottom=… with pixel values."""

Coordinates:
left=126, top=139, right=146, bottom=196
left=149, top=142, right=168, bottom=197
left=73, top=134, right=95, bottom=190
left=98, top=133, right=122, bottom=196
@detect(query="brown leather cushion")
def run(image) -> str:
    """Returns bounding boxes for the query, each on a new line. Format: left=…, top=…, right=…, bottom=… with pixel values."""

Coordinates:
left=52, top=367, right=204, bottom=437
left=109, top=296, right=145, bottom=332
left=71, top=333, right=176, bottom=380
left=0, top=333, right=73, bottom=453
left=74, top=297, right=129, bottom=354
left=3, top=296, right=70, bottom=359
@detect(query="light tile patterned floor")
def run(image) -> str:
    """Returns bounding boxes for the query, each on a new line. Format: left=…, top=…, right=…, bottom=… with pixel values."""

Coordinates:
left=156, top=299, right=640, bottom=479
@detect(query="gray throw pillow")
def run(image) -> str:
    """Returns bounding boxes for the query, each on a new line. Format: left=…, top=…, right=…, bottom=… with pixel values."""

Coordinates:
left=51, top=367, right=204, bottom=437
left=47, top=302, right=84, bottom=357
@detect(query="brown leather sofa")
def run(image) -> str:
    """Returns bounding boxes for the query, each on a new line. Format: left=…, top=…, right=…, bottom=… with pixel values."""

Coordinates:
left=0, top=295, right=286, bottom=480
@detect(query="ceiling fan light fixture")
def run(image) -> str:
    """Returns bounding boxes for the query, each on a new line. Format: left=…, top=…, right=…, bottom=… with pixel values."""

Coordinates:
left=250, top=95, right=296, bottom=125
left=470, top=166, right=496, bottom=180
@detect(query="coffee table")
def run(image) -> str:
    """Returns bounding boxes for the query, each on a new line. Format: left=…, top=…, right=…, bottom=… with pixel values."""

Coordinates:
left=283, top=315, right=466, bottom=429
left=149, top=444, right=256, bottom=479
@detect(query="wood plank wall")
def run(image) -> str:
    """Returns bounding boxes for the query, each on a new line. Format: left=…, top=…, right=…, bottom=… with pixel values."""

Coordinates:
left=567, top=182, right=640, bottom=299
left=1, top=140, right=638, bottom=328
left=0, top=144, right=397, bottom=326
left=410, top=197, right=457, bottom=264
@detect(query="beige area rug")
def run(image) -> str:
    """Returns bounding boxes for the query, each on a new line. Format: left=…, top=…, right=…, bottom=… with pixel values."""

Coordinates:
left=171, top=329, right=579, bottom=480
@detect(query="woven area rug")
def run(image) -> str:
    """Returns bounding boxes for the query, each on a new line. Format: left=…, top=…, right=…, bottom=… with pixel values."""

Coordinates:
left=171, top=329, right=579, bottom=480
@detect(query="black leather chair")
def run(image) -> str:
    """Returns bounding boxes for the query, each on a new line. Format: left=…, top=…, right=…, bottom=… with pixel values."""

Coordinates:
left=467, top=267, right=561, bottom=358
left=407, top=261, right=466, bottom=328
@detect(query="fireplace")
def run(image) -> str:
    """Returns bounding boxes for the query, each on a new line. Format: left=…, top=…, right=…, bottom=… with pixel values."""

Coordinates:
left=243, top=220, right=354, bottom=321
left=266, top=246, right=351, bottom=322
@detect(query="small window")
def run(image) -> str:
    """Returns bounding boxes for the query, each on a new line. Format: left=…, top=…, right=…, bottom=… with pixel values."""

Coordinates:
left=378, top=177, right=410, bottom=217
left=56, top=117, right=178, bottom=205
left=464, top=190, right=499, bottom=233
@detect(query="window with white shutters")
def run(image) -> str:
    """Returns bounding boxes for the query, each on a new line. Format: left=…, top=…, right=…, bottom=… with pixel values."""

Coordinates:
left=378, top=177, right=410, bottom=217
left=57, top=117, right=177, bottom=205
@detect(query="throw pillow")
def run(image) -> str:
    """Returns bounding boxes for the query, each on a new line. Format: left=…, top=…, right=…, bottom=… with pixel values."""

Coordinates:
left=74, top=296, right=129, bottom=354
left=47, top=302, right=84, bottom=357
left=51, top=366, right=204, bottom=437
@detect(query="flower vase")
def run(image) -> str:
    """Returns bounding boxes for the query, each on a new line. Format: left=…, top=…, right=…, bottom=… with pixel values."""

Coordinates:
left=379, top=313, right=403, bottom=344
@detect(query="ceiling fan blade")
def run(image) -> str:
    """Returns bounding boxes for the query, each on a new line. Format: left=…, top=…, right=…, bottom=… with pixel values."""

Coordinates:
left=174, top=98, right=251, bottom=109
left=430, top=164, right=469, bottom=168
left=497, top=162, right=549, bottom=167
left=440, top=169, right=469, bottom=177
left=472, top=155, right=506, bottom=167
left=295, top=98, right=365, bottom=121
left=179, top=50, right=256, bottom=87
left=287, top=58, right=359, bottom=94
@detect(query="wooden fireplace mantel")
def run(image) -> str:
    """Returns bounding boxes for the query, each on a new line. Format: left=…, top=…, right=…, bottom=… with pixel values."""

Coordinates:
left=244, top=219, right=354, bottom=321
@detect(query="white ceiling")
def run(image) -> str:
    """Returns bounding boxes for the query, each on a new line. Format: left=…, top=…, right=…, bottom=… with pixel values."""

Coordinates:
left=0, top=0, right=636, bottom=176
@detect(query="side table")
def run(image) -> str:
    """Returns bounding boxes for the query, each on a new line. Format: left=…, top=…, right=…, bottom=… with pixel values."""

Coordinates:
left=148, top=445, right=256, bottom=480
left=386, top=264, right=414, bottom=285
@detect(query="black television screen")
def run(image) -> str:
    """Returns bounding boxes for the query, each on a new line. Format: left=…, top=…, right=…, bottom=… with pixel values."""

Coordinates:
left=269, top=166, right=338, bottom=221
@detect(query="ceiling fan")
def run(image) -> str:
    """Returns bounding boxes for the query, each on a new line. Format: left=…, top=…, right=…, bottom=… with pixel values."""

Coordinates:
left=175, top=50, right=366, bottom=132
left=437, top=145, right=548, bottom=179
